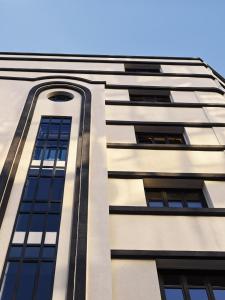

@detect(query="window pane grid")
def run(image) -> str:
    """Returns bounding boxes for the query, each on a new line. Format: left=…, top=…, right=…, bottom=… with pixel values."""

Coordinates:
left=0, top=116, right=71, bottom=300
left=146, top=188, right=206, bottom=209
left=136, top=132, right=185, bottom=144
left=159, top=271, right=225, bottom=300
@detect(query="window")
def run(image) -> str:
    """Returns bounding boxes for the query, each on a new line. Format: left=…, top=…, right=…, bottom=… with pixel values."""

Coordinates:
left=125, top=63, right=161, bottom=74
left=0, top=117, right=71, bottom=300
left=135, top=126, right=186, bottom=145
left=129, top=89, right=171, bottom=103
left=159, top=270, right=225, bottom=300
left=144, top=179, right=207, bottom=209
left=48, top=91, right=74, bottom=102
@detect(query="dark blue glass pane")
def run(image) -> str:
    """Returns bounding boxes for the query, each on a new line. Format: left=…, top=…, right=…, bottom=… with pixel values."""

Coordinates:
left=34, top=203, right=48, bottom=212
left=38, top=124, right=48, bottom=139
left=23, top=178, right=37, bottom=201
left=20, top=203, right=32, bottom=212
left=46, top=140, right=57, bottom=147
left=28, top=168, right=39, bottom=176
left=60, top=133, right=69, bottom=140
left=58, top=149, right=67, bottom=161
left=189, top=289, right=208, bottom=300
left=62, top=118, right=71, bottom=124
left=50, top=203, right=61, bottom=213
left=40, top=168, right=53, bottom=177
left=16, top=214, right=29, bottom=231
left=44, top=148, right=57, bottom=160
left=148, top=201, right=164, bottom=208
left=168, top=201, right=183, bottom=208
left=49, top=124, right=59, bottom=134
left=41, top=118, right=50, bottom=124
left=36, top=178, right=51, bottom=201
left=33, top=147, right=43, bottom=160
left=51, top=118, right=61, bottom=124
left=35, top=262, right=54, bottom=300
left=213, top=289, right=225, bottom=300
left=42, top=247, right=56, bottom=259
left=61, top=124, right=70, bottom=133
left=46, top=214, right=60, bottom=232
left=30, top=214, right=45, bottom=231
left=187, top=202, right=203, bottom=208
left=52, top=178, right=64, bottom=201
left=9, top=246, right=23, bottom=258
left=16, top=263, right=37, bottom=300
left=24, top=247, right=40, bottom=258
left=165, top=288, right=184, bottom=300
left=55, top=169, right=65, bottom=177
left=0, top=262, right=19, bottom=300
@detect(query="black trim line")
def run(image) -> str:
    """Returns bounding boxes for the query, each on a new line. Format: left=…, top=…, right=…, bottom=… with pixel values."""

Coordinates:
left=0, top=51, right=201, bottom=60
left=106, top=121, right=225, bottom=127
left=0, top=57, right=206, bottom=66
left=111, top=250, right=225, bottom=260
left=106, top=101, right=225, bottom=107
left=109, top=206, right=225, bottom=216
left=107, top=143, right=225, bottom=151
left=108, top=172, right=225, bottom=180
left=0, top=80, right=92, bottom=300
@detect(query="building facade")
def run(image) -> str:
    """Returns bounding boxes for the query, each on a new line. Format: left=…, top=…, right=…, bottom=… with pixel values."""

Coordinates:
left=0, top=52, right=224, bottom=300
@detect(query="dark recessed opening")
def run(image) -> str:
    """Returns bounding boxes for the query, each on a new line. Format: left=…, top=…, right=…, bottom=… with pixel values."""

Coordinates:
left=48, top=91, right=74, bottom=102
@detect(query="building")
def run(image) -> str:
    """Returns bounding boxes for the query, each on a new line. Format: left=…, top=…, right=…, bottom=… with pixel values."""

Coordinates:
left=0, top=52, right=224, bottom=300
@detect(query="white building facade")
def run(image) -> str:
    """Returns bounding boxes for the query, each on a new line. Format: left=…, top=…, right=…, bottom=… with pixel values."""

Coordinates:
left=0, top=53, right=224, bottom=300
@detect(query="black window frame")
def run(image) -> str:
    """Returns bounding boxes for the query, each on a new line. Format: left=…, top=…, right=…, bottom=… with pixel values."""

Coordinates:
left=129, top=89, right=171, bottom=103
left=135, top=125, right=186, bottom=145
left=144, top=178, right=208, bottom=209
left=125, top=63, right=161, bottom=74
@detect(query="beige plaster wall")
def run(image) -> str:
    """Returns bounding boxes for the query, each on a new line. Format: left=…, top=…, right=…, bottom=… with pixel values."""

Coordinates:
left=106, top=105, right=209, bottom=123
left=107, top=148, right=225, bottom=174
left=110, top=215, right=225, bottom=251
left=0, top=60, right=125, bottom=72
left=86, top=84, right=112, bottom=300
left=0, top=71, right=221, bottom=92
left=112, top=260, right=161, bottom=300
left=105, top=89, right=130, bottom=101
left=0, top=80, right=34, bottom=173
left=204, top=181, right=225, bottom=208
left=196, top=91, right=225, bottom=104
left=171, top=91, right=199, bottom=103
left=106, top=125, right=136, bottom=143
left=204, top=107, right=225, bottom=123
left=108, top=179, right=146, bottom=206
left=213, top=127, right=225, bottom=145
left=185, top=127, right=220, bottom=145
left=161, top=65, right=212, bottom=75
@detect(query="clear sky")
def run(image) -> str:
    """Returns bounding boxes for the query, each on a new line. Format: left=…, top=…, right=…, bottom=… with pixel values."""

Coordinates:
left=0, top=0, right=225, bottom=75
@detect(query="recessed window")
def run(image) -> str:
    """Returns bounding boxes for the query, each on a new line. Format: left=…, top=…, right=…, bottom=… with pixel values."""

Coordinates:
left=48, top=91, right=74, bottom=102
left=159, top=270, right=225, bottom=300
left=144, top=179, right=207, bottom=209
left=129, top=89, right=171, bottom=103
left=135, top=126, right=185, bottom=145
left=125, top=63, right=161, bottom=74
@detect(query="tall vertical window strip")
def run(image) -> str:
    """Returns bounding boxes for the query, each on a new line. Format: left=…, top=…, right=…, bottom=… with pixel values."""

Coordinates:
left=0, top=116, right=71, bottom=300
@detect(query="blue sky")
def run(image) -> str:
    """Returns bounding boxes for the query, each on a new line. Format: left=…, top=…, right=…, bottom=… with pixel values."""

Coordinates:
left=0, top=0, right=225, bottom=75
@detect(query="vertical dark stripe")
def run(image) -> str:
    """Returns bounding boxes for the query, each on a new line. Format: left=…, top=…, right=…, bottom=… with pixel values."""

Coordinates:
left=0, top=81, right=92, bottom=300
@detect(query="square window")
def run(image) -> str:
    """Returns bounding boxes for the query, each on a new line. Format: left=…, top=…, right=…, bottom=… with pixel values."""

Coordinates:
left=148, top=201, right=164, bottom=208
left=165, top=288, right=184, bottom=300
left=42, top=247, right=56, bottom=259
left=24, top=247, right=40, bottom=258
left=9, top=246, right=23, bottom=258
left=189, top=289, right=208, bottom=300
left=168, top=201, right=183, bottom=208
